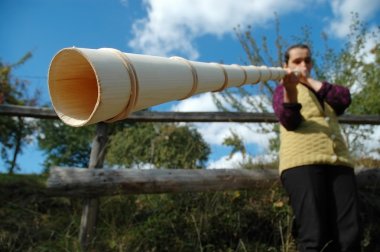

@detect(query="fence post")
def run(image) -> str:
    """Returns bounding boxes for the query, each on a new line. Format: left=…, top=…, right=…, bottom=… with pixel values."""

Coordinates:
left=79, top=122, right=109, bottom=251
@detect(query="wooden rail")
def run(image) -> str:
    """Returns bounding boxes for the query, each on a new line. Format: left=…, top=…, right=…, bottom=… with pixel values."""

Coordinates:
left=1, top=104, right=380, bottom=124
left=46, top=167, right=380, bottom=197
left=46, top=167, right=278, bottom=197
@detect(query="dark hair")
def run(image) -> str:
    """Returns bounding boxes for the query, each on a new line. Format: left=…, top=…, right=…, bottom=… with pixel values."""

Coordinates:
left=284, top=44, right=311, bottom=64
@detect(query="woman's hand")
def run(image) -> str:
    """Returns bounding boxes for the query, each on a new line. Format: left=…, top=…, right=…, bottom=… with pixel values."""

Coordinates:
left=281, top=68, right=300, bottom=103
left=282, top=68, right=301, bottom=91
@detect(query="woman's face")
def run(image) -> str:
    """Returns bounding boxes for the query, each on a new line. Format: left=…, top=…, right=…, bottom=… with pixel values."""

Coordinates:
left=285, top=47, right=313, bottom=80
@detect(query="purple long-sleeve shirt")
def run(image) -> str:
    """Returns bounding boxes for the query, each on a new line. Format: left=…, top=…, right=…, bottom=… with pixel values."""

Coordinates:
left=272, top=82, right=351, bottom=130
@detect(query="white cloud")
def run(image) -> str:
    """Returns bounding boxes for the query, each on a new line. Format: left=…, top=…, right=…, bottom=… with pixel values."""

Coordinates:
left=170, top=90, right=273, bottom=113
left=128, top=0, right=316, bottom=59
left=208, top=152, right=247, bottom=169
left=207, top=152, right=277, bottom=169
left=170, top=93, right=219, bottom=112
left=194, top=122, right=275, bottom=148
left=170, top=92, right=276, bottom=151
left=127, top=0, right=380, bottom=61
left=328, top=0, right=380, bottom=38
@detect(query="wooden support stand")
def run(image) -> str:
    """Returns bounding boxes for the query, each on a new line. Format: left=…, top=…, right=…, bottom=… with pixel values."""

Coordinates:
left=78, top=123, right=108, bottom=251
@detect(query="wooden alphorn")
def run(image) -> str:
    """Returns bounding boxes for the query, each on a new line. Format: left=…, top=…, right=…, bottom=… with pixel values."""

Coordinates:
left=48, top=47, right=287, bottom=127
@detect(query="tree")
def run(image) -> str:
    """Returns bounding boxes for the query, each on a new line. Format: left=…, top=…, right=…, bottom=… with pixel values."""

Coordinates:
left=350, top=44, right=380, bottom=115
left=318, top=13, right=380, bottom=156
left=106, top=122, right=210, bottom=169
left=0, top=53, right=40, bottom=173
left=37, top=114, right=210, bottom=171
left=37, top=120, right=95, bottom=171
left=222, top=130, right=246, bottom=160
left=37, top=113, right=135, bottom=171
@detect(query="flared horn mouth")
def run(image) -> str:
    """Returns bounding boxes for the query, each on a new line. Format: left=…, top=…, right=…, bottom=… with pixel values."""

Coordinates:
left=48, top=48, right=99, bottom=126
left=48, top=48, right=131, bottom=127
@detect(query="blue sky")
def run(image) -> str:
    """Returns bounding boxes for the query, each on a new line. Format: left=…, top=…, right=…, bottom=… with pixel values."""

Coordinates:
left=1, top=0, right=379, bottom=173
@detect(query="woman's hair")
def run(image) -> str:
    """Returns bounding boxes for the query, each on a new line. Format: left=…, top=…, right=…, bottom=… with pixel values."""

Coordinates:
left=284, top=44, right=311, bottom=64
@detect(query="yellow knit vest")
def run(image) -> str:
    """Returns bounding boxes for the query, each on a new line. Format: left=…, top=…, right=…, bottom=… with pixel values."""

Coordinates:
left=279, top=84, right=353, bottom=174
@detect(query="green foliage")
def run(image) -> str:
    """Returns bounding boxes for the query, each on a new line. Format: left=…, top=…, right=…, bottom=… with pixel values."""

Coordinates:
left=0, top=174, right=82, bottom=251
left=223, top=130, right=246, bottom=160
left=37, top=118, right=209, bottom=171
left=315, top=13, right=380, bottom=116
left=0, top=53, right=40, bottom=173
left=37, top=120, right=95, bottom=171
left=348, top=44, right=380, bottom=115
left=0, top=116, right=36, bottom=174
left=106, top=123, right=210, bottom=169
left=117, top=189, right=292, bottom=252
left=0, top=174, right=295, bottom=251
left=0, top=52, right=35, bottom=105
left=322, top=14, right=380, bottom=156
left=2, top=173, right=379, bottom=251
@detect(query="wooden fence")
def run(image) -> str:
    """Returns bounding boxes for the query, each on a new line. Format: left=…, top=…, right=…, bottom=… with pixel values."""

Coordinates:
left=1, top=104, right=380, bottom=124
left=1, top=104, right=380, bottom=251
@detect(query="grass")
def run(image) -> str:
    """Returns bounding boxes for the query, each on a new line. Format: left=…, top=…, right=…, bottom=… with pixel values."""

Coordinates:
left=0, top=172, right=379, bottom=251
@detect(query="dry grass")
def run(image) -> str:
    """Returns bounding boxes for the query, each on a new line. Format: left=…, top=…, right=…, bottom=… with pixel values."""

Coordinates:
left=0, top=172, right=379, bottom=251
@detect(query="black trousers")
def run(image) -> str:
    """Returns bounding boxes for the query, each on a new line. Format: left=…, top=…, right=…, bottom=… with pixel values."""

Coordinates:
left=281, top=165, right=361, bottom=252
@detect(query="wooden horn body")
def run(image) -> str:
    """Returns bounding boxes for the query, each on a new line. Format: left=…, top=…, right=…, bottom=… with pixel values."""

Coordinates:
left=48, top=47, right=286, bottom=127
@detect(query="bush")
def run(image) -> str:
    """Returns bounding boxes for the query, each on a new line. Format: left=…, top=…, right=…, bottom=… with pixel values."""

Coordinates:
left=0, top=174, right=379, bottom=251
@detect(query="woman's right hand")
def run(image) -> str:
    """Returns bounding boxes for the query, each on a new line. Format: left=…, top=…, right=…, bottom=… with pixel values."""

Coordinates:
left=281, top=68, right=301, bottom=103
left=282, top=68, right=300, bottom=91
